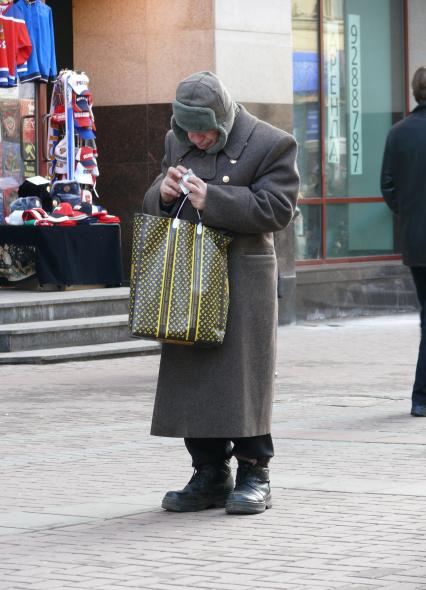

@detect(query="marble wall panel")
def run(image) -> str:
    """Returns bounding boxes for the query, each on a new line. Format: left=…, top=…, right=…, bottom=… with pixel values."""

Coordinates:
left=73, top=0, right=147, bottom=106
left=242, top=102, right=293, bottom=133
left=73, top=0, right=214, bottom=106
left=215, top=29, right=293, bottom=104
left=145, top=31, right=215, bottom=104
left=94, top=104, right=172, bottom=278
left=95, top=161, right=149, bottom=277
left=215, top=0, right=291, bottom=35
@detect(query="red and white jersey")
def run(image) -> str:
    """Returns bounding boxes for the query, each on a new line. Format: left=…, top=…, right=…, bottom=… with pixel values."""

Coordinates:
left=0, top=2, right=32, bottom=87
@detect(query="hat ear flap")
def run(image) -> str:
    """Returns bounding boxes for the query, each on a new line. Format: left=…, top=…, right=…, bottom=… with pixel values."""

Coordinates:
left=171, top=116, right=193, bottom=147
left=204, top=127, right=227, bottom=154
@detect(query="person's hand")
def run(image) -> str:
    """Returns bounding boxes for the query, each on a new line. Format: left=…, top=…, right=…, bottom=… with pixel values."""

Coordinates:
left=185, top=175, right=207, bottom=211
left=160, top=165, right=187, bottom=203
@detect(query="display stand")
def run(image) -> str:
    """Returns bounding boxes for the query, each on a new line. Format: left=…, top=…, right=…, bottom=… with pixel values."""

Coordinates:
left=0, top=225, right=123, bottom=287
left=0, top=69, right=123, bottom=289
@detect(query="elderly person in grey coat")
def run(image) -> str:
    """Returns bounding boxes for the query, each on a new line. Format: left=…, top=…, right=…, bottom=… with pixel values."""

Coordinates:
left=143, top=71, right=299, bottom=514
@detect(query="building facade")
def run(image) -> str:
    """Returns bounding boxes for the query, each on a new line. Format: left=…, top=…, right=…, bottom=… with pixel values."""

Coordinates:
left=53, top=0, right=425, bottom=320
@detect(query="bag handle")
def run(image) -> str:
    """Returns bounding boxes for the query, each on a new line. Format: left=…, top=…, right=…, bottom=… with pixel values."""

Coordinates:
left=172, top=194, right=202, bottom=234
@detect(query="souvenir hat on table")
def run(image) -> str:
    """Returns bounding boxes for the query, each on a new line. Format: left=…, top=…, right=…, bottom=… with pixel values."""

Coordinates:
left=74, top=119, right=95, bottom=140
left=49, top=202, right=88, bottom=222
left=18, top=176, right=52, bottom=213
left=18, top=177, right=50, bottom=199
left=10, top=196, right=42, bottom=212
left=50, top=179, right=81, bottom=207
left=22, top=208, right=49, bottom=223
left=86, top=138, right=98, bottom=158
left=53, top=138, right=68, bottom=174
left=75, top=201, right=93, bottom=215
left=74, top=111, right=94, bottom=129
left=76, top=158, right=99, bottom=179
left=67, top=71, right=89, bottom=94
left=75, top=202, right=106, bottom=215
left=5, top=210, right=24, bottom=225
left=72, top=91, right=92, bottom=113
left=51, top=104, right=66, bottom=125
left=51, top=179, right=80, bottom=198
left=75, top=146, right=97, bottom=168
left=80, top=188, right=93, bottom=204
left=75, top=162, right=95, bottom=185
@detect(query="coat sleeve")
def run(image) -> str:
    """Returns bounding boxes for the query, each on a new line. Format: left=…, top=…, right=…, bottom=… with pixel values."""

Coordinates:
left=202, top=133, right=299, bottom=234
left=380, top=133, right=398, bottom=214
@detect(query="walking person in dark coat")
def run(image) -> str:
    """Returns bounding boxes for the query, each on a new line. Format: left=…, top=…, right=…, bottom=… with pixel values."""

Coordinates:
left=143, top=71, right=299, bottom=513
left=381, top=66, right=426, bottom=417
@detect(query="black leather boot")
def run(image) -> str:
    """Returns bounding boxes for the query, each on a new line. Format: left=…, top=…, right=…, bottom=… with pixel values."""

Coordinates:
left=225, top=462, right=272, bottom=514
left=161, top=462, right=234, bottom=512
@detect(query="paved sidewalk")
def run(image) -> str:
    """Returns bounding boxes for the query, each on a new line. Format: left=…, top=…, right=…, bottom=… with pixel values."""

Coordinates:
left=1, top=313, right=426, bottom=590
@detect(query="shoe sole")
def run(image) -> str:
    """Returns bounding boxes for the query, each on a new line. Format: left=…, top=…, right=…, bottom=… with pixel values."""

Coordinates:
left=161, top=494, right=230, bottom=513
left=225, top=496, right=272, bottom=515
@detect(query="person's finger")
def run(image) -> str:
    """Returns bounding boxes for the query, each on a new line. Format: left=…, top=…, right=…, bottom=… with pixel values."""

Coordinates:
left=167, top=166, right=183, bottom=181
left=184, top=179, right=199, bottom=193
left=161, top=178, right=180, bottom=198
left=176, top=165, right=188, bottom=175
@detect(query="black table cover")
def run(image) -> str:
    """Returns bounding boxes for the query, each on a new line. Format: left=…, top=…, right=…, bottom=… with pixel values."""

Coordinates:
left=0, top=225, right=123, bottom=286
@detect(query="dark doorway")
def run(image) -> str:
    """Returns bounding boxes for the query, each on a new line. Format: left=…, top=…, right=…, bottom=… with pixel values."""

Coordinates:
left=46, top=0, right=73, bottom=72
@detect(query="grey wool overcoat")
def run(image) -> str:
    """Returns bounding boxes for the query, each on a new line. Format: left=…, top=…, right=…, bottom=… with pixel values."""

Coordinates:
left=142, top=105, right=299, bottom=438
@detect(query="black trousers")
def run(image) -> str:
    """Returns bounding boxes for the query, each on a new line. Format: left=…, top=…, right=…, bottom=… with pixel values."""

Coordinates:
left=411, top=267, right=426, bottom=406
left=184, top=434, right=274, bottom=468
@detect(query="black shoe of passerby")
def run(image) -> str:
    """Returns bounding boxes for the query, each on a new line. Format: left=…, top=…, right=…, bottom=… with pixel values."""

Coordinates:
left=411, top=405, right=426, bottom=416
left=225, top=462, right=272, bottom=515
left=161, top=462, right=234, bottom=512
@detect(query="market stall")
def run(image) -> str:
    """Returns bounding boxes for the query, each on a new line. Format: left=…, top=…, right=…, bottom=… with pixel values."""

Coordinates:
left=0, top=1, right=123, bottom=288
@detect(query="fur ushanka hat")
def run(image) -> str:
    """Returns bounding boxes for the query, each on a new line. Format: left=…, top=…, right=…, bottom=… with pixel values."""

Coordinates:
left=171, top=71, right=237, bottom=154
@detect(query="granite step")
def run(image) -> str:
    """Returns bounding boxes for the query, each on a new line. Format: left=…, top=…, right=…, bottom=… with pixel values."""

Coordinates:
left=0, top=287, right=130, bottom=324
left=0, top=314, right=133, bottom=352
left=0, top=339, right=160, bottom=364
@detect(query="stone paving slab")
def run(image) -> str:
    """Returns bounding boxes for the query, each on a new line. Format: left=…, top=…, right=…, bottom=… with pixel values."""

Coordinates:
left=1, top=313, right=426, bottom=589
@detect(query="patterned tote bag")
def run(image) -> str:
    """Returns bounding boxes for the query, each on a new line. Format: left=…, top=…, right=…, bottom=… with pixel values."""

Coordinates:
left=129, top=201, right=232, bottom=346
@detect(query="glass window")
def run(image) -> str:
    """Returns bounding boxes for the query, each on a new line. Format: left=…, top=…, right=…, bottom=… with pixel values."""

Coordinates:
left=295, top=204, right=322, bottom=260
left=293, top=0, right=404, bottom=262
left=292, top=0, right=321, bottom=198
left=324, top=0, right=405, bottom=197
left=326, top=202, right=395, bottom=258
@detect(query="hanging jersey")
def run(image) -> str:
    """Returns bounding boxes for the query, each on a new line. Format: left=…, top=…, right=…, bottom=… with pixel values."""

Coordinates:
left=14, top=0, right=56, bottom=83
left=0, top=2, right=32, bottom=87
left=0, top=20, right=8, bottom=85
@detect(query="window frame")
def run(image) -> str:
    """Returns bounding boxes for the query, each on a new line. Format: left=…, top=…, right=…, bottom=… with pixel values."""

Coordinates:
left=295, top=0, right=409, bottom=266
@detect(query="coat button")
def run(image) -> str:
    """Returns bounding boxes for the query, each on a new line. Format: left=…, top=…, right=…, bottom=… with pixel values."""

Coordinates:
left=230, top=159, right=237, bottom=164
left=223, top=175, right=230, bottom=183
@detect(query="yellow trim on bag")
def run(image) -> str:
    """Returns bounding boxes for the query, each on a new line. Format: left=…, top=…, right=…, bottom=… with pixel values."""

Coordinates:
left=156, top=219, right=171, bottom=337
left=165, top=221, right=180, bottom=339
left=195, top=227, right=204, bottom=342
left=186, top=225, right=197, bottom=341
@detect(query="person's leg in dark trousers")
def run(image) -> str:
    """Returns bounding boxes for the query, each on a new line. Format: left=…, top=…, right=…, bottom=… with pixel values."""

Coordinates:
left=184, top=438, right=233, bottom=467
left=161, top=438, right=234, bottom=512
left=410, top=267, right=426, bottom=415
left=232, top=434, right=274, bottom=465
left=226, top=434, right=274, bottom=515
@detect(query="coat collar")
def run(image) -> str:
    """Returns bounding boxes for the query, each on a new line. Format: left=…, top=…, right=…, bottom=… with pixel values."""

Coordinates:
left=172, top=105, right=258, bottom=179
left=413, top=101, right=426, bottom=114
left=222, top=105, right=258, bottom=159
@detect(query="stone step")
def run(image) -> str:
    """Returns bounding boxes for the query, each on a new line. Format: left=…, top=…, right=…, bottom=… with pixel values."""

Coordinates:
left=0, top=287, right=130, bottom=324
left=0, top=314, right=133, bottom=352
left=0, top=339, right=160, bottom=364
